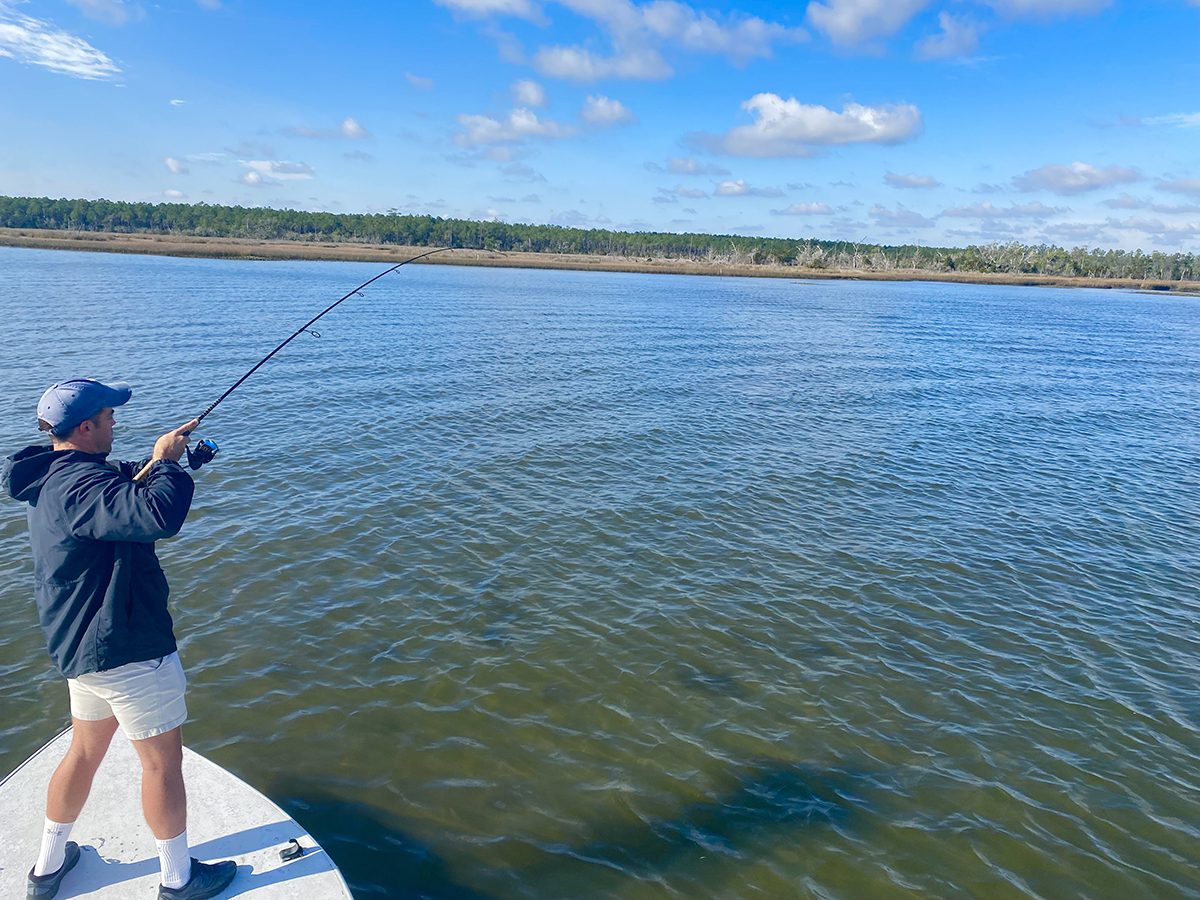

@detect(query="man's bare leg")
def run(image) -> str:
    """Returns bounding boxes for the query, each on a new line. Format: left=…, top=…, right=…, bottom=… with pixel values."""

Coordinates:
left=33, top=716, right=118, bottom=878
left=131, top=726, right=199, bottom=891
left=45, top=716, right=119, bottom=823
left=130, top=726, right=187, bottom=839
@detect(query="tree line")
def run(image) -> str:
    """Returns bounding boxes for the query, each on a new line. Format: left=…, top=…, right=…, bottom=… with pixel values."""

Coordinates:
left=1, top=194, right=1195, bottom=282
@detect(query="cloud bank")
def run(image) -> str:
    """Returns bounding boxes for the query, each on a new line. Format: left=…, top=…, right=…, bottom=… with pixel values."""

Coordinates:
left=0, top=8, right=120, bottom=79
left=700, top=94, right=922, bottom=157
left=1014, top=161, right=1140, bottom=194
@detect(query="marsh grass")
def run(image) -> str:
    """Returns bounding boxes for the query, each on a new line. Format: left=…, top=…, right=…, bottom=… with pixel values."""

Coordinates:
left=2, top=227, right=1196, bottom=294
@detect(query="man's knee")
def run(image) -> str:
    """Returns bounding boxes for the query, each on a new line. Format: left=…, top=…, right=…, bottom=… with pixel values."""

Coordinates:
left=65, top=716, right=118, bottom=768
left=132, top=727, right=184, bottom=776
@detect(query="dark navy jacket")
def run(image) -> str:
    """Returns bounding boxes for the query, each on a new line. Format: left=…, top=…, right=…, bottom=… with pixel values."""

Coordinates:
left=2, top=446, right=195, bottom=677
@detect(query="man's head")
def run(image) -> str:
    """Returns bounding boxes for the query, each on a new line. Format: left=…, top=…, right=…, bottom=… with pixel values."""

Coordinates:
left=37, top=378, right=132, bottom=453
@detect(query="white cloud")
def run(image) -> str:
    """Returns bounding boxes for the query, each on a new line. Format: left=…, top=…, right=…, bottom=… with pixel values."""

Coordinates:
left=456, top=108, right=575, bottom=146
left=1014, top=161, right=1141, bottom=194
left=581, top=94, right=634, bottom=125
left=186, top=151, right=229, bottom=163
left=806, top=0, right=1103, bottom=50
left=341, top=117, right=370, bottom=139
left=1158, top=178, right=1200, bottom=198
left=535, top=44, right=671, bottom=81
left=512, top=79, right=546, bottom=107
left=226, top=141, right=275, bottom=159
left=915, top=12, right=979, bottom=60
left=714, top=179, right=782, bottom=198
left=1140, top=112, right=1200, bottom=128
left=0, top=8, right=120, bottom=79
left=773, top=202, right=835, bottom=215
left=870, top=203, right=936, bottom=228
left=942, top=201, right=1065, bottom=219
left=1102, top=193, right=1141, bottom=210
left=405, top=72, right=435, bottom=90
left=242, top=160, right=315, bottom=181
left=704, top=94, right=922, bottom=157
left=1103, top=193, right=1200, bottom=214
left=286, top=119, right=371, bottom=140
left=985, top=0, right=1111, bottom=18
left=163, top=189, right=186, bottom=199
left=170, top=98, right=186, bottom=106
left=885, top=171, right=940, bottom=189
left=164, top=156, right=188, bottom=174
left=666, top=156, right=728, bottom=176
left=806, top=0, right=930, bottom=46
left=1105, top=216, right=1200, bottom=240
left=434, top=0, right=540, bottom=19
left=66, top=0, right=139, bottom=26
left=656, top=184, right=710, bottom=203
left=239, top=170, right=264, bottom=186
left=465, top=1, right=804, bottom=81
left=629, top=0, right=807, bottom=61
left=501, top=162, right=546, bottom=180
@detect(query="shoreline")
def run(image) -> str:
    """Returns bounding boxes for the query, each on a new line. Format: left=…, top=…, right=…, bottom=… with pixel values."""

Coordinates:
left=2, top=227, right=1197, bottom=294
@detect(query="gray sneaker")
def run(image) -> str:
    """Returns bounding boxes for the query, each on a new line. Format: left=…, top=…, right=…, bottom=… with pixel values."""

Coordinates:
left=27, top=841, right=81, bottom=899
left=157, top=859, right=237, bottom=900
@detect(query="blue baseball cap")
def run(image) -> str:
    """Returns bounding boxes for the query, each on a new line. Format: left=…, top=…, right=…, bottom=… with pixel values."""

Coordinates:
left=37, top=378, right=133, bottom=437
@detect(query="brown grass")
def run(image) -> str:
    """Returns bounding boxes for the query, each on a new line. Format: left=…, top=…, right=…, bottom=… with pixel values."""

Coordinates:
left=2, top=227, right=1197, bottom=294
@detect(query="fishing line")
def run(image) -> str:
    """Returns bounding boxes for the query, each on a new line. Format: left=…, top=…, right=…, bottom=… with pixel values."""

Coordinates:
left=133, top=246, right=454, bottom=481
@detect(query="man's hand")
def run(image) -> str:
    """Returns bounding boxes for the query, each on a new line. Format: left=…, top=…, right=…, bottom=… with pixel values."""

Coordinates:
left=151, top=418, right=200, bottom=463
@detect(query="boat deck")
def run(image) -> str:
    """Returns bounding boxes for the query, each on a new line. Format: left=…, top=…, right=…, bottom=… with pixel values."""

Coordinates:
left=0, top=727, right=351, bottom=898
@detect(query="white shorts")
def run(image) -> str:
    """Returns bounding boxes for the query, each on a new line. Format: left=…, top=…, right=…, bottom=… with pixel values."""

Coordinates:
left=67, top=652, right=188, bottom=741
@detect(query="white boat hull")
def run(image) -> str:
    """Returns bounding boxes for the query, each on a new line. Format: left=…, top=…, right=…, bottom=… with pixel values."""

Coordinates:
left=0, top=727, right=352, bottom=898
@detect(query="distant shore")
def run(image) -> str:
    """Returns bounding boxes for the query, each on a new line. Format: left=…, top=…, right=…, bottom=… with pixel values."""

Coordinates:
left=2, top=227, right=1197, bottom=294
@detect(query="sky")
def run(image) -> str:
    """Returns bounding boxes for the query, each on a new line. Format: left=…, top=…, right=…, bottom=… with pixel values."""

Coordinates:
left=2, top=0, right=1199, bottom=253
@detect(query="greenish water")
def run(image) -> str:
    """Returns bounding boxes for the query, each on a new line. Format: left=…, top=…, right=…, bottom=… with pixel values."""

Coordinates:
left=1, top=247, right=1197, bottom=898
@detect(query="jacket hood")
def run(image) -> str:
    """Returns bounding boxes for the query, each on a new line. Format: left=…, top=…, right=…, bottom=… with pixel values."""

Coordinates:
left=3, top=445, right=61, bottom=504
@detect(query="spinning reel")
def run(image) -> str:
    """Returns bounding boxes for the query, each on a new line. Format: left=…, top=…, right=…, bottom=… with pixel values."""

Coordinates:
left=186, top=438, right=220, bottom=471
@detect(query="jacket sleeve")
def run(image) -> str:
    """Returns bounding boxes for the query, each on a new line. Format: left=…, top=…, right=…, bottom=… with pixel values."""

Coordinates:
left=115, top=457, right=154, bottom=480
left=67, top=460, right=196, bottom=542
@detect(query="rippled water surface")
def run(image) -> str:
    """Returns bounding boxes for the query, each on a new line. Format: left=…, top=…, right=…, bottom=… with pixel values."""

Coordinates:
left=1, top=247, right=1198, bottom=898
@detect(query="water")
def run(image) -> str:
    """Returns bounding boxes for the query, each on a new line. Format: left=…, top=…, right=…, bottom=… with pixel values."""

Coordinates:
left=1, top=246, right=1198, bottom=898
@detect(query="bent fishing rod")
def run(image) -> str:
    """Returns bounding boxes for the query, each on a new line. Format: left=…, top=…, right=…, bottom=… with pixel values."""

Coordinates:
left=133, top=246, right=454, bottom=482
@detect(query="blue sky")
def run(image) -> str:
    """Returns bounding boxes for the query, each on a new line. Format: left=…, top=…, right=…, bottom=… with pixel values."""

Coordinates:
left=2, top=0, right=1199, bottom=252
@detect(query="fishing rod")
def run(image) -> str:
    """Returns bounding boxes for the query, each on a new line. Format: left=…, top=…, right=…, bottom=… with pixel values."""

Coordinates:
left=133, top=246, right=455, bottom=482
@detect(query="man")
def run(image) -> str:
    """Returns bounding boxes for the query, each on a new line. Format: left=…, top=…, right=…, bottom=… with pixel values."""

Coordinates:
left=2, top=378, right=237, bottom=900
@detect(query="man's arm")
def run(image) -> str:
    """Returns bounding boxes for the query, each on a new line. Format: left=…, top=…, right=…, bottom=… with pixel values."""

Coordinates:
left=69, top=462, right=195, bottom=542
left=70, top=418, right=200, bottom=542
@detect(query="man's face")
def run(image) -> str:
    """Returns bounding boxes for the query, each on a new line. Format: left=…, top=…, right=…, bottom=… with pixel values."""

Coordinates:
left=81, top=407, right=116, bottom=454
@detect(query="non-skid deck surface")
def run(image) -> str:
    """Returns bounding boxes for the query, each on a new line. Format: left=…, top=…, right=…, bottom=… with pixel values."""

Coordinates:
left=0, top=728, right=352, bottom=898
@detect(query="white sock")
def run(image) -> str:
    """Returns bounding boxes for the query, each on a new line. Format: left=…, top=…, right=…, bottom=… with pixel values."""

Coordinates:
left=156, top=830, right=192, bottom=889
left=33, top=817, right=74, bottom=877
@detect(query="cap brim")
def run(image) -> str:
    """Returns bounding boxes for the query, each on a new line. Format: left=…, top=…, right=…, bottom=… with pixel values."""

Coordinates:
left=102, top=381, right=133, bottom=408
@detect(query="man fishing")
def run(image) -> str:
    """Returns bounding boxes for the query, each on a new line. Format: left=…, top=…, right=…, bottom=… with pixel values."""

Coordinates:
left=2, top=379, right=237, bottom=900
